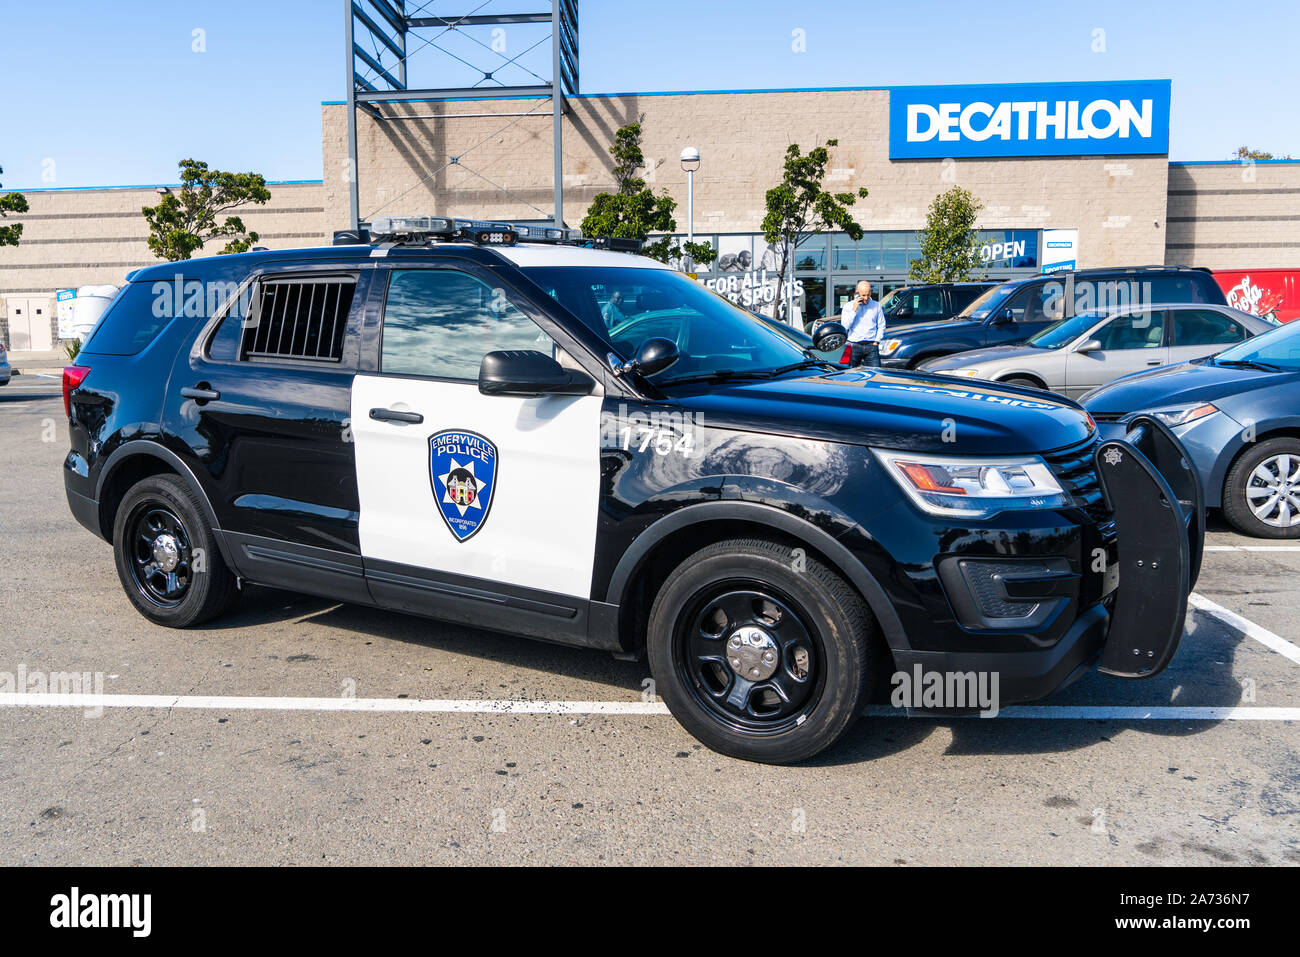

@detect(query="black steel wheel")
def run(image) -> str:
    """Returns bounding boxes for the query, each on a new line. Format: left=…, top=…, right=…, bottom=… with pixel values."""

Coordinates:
left=648, top=537, right=879, bottom=764
left=112, top=473, right=239, bottom=627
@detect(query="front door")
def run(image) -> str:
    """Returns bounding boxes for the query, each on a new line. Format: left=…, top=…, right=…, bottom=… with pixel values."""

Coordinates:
left=350, top=265, right=603, bottom=603
left=1064, top=309, right=1169, bottom=397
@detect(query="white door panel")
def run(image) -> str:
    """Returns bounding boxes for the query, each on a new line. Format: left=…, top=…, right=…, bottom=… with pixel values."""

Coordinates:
left=351, top=374, right=602, bottom=599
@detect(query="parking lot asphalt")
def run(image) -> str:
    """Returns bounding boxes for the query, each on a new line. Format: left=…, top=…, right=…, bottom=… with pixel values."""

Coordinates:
left=2, top=373, right=1297, bottom=866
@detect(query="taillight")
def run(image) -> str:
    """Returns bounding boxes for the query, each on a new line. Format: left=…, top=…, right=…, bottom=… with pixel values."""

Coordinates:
left=63, top=365, right=90, bottom=418
left=840, top=345, right=853, bottom=365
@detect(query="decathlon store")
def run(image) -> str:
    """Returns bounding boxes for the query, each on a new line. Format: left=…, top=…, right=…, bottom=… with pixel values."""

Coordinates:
left=3, top=78, right=1298, bottom=346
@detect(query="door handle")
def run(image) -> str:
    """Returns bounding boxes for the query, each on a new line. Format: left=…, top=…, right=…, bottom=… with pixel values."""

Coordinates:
left=1146, top=359, right=1162, bottom=365
left=180, top=385, right=221, bottom=402
left=369, top=407, right=424, bottom=424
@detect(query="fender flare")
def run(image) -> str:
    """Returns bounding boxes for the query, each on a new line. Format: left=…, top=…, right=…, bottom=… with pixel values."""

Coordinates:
left=603, top=500, right=910, bottom=652
left=95, top=441, right=232, bottom=564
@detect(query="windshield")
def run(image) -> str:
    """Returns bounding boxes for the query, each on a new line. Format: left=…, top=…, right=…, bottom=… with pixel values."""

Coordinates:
left=523, top=266, right=810, bottom=382
left=960, top=282, right=1016, bottom=320
left=1211, top=318, right=1300, bottom=371
left=1025, top=311, right=1108, bottom=349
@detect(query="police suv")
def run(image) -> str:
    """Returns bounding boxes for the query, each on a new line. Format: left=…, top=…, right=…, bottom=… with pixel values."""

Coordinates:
left=63, top=217, right=1204, bottom=764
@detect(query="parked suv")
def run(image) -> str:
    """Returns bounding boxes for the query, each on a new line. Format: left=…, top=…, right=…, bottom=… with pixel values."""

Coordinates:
left=63, top=218, right=1202, bottom=764
left=880, top=266, right=1227, bottom=369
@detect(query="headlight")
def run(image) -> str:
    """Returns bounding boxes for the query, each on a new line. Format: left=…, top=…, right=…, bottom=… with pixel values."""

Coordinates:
left=1143, top=402, right=1219, bottom=428
left=872, top=449, right=1070, bottom=518
left=880, top=339, right=903, bottom=356
left=944, top=368, right=985, bottom=378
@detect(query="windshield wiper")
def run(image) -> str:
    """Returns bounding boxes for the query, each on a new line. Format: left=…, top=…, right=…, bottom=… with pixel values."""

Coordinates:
left=767, top=358, right=840, bottom=375
left=1216, top=358, right=1285, bottom=372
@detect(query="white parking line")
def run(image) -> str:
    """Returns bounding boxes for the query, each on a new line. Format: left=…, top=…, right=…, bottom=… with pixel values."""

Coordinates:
left=1189, top=592, right=1300, bottom=666
left=1, top=693, right=1297, bottom=722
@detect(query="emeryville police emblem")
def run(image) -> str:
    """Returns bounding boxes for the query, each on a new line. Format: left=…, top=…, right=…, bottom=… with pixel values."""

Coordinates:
left=429, top=430, right=498, bottom=542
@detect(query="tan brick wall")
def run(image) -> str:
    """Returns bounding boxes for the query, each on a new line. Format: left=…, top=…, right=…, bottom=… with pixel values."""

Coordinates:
left=0, top=182, right=327, bottom=337
left=1165, top=162, right=1300, bottom=268
left=323, top=89, right=1169, bottom=267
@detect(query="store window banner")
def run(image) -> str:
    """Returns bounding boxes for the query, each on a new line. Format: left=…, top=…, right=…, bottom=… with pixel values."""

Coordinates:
left=889, top=80, right=1171, bottom=159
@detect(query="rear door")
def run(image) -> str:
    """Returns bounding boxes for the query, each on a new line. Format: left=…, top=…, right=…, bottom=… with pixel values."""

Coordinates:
left=1168, top=308, right=1249, bottom=363
left=1064, top=309, right=1169, bottom=397
left=350, top=263, right=604, bottom=611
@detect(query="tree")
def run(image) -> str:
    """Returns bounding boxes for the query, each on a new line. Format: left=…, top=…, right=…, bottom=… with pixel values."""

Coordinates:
left=579, top=121, right=716, bottom=268
left=761, top=139, right=869, bottom=317
left=0, top=167, right=28, bottom=248
left=1233, top=146, right=1292, bottom=161
left=909, top=186, right=984, bottom=283
left=142, top=159, right=271, bottom=261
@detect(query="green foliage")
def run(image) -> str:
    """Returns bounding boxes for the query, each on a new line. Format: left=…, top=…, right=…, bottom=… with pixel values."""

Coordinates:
left=0, top=166, right=29, bottom=248
left=1233, top=145, right=1292, bottom=161
left=142, top=159, right=271, bottom=261
left=63, top=338, right=82, bottom=362
left=580, top=121, right=716, bottom=267
left=909, top=186, right=985, bottom=283
left=761, top=140, right=868, bottom=306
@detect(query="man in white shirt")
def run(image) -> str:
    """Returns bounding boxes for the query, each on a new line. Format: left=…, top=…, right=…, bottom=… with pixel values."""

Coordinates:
left=602, top=289, right=627, bottom=328
left=840, top=280, right=886, bottom=367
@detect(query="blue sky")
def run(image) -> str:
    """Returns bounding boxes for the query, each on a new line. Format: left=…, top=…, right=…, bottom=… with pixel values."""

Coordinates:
left=2, top=0, right=1298, bottom=189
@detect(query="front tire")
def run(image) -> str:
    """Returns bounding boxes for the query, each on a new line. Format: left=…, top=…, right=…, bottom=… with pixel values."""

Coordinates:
left=1222, top=438, right=1300, bottom=539
left=647, top=538, right=878, bottom=764
left=112, top=474, right=239, bottom=626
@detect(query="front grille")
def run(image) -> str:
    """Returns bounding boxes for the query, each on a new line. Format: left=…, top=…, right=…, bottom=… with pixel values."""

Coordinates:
left=1043, top=436, right=1110, bottom=521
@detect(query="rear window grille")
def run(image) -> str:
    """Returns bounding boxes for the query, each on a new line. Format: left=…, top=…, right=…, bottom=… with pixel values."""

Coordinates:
left=240, top=279, right=354, bottom=362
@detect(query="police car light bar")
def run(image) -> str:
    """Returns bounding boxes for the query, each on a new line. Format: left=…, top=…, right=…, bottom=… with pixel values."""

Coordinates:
left=336, top=215, right=635, bottom=252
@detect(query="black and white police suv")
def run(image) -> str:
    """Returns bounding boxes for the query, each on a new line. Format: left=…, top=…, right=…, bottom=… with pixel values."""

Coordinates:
left=63, top=216, right=1204, bottom=763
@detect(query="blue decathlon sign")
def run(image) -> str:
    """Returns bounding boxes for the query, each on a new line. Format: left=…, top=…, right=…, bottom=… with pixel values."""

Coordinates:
left=888, top=80, right=1171, bottom=159
left=429, top=429, right=498, bottom=542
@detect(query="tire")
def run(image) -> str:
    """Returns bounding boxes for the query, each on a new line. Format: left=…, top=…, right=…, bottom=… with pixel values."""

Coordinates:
left=909, top=354, right=946, bottom=370
left=1221, top=438, right=1300, bottom=539
left=647, top=537, right=878, bottom=764
left=112, top=474, right=239, bottom=627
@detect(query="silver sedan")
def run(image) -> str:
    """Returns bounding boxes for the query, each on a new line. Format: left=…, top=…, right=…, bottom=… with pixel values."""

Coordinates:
left=919, top=304, right=1275, bottom=397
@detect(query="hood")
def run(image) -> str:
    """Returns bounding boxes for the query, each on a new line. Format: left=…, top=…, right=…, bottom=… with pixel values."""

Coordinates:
left=681, top=367, right=1093, bottom=455
left=1082, top=359, right=1300, bottom=413
left=922, top=344, right=1039, bottom=370
left=885, top=318, right=977, bottom=338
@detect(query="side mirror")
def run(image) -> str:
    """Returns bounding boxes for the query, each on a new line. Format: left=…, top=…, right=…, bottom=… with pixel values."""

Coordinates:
left=894, top=303, right=914, bottom=319
left=991, top=308, right=1015, bottom=325
left=1076, top=339, right=1103, bottom=354
left=479, top=350, right=595, bottom=397
left=811, top=321, right=848, bottom=352
left=610, top=336, right=681, bottom=378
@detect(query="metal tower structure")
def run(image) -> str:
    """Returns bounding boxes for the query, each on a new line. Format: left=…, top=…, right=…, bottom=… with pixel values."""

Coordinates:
left=344, top=0, right=579, bottom=230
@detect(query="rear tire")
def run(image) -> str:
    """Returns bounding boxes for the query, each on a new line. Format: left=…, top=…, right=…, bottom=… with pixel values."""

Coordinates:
left=1222, top=438, right=1300, bottom=539
left=647, top=538, right=878, bottom=764
left=112, top=474, right=239, bottom=627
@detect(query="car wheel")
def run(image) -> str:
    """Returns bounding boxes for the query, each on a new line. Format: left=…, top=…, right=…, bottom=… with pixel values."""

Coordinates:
left=1222, top=438, right=1300, bottom=539
left=1002, top=376, right=1043, bottom=390
left=646, top=537, right=878, bottom=764
left=112, top=474, right=240, bottom=626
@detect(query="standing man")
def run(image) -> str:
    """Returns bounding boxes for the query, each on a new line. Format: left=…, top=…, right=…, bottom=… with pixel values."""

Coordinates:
left=841, top=280, right=886, bottom=367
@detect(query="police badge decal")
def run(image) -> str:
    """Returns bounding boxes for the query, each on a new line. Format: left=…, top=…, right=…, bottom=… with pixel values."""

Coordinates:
left=429, top=430, right=498, bottom=542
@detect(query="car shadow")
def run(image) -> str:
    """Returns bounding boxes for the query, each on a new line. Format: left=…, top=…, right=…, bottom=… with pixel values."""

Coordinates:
left=200, top=587, right=1258, bottom=766
left=812, top=605, right=1258, bottom=766
left=204, top=585, right=649, bottom=696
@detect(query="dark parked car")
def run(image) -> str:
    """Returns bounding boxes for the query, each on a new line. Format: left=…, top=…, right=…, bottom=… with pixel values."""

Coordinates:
left=1084, top=319, right=1300, bottom=538
left=880, top=266, right=1227, bottom=369
left=880, top=282, right=997, bottom=327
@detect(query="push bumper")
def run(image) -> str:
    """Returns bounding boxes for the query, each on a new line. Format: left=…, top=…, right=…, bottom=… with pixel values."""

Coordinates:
left=1092, top=414, right=1204, bottom=678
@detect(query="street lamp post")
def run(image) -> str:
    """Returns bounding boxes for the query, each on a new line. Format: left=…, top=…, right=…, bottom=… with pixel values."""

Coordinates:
left=680, top=146, right=701, bottom=272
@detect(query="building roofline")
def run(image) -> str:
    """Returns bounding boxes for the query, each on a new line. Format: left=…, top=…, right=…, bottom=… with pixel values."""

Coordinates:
left=1, top=179, right=325, bottom=194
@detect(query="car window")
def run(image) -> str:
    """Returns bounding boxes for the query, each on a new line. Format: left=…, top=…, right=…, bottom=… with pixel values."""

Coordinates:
left=1025, top=312, right=1107, bottom=349
left=1094, top=310, right=1166, bottom=350
left=522, top=266, right=806, bottom=382
left=1000, top=283, right=1054, bottom=322
left=949, top=285, right=991, bottom=311
left=1173, top=309, right=1246, bottom=346
left=911, top=288, right=945, bottom=318
left=960, top=282, right=1016, bottom=319
left=1214, top=318, right=1300, bottom=370
left=380, top=268, right=553, bottom=380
